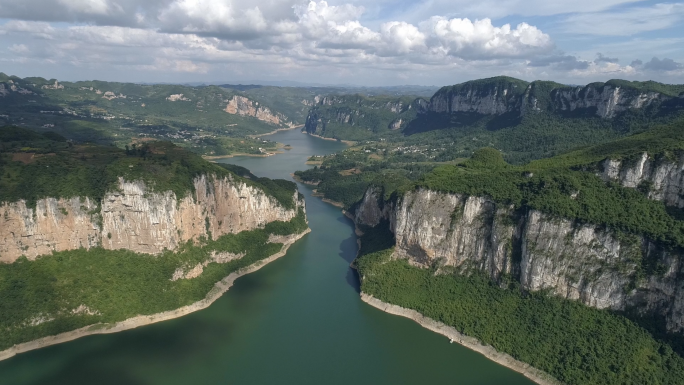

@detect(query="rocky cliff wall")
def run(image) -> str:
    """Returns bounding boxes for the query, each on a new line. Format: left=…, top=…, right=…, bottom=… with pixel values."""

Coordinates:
left=354, top=187, right=684, bottom=332
left=599, top=152, right=684, bottom=208
left=0, top=175, right=304, bottom=263
left=429, top=84, right=522, bottom=115
left=225, top=95, right=291, bottom=126
left=551, top=85, right=663, bottom=118
left=427, top=82, right=670, bottom=119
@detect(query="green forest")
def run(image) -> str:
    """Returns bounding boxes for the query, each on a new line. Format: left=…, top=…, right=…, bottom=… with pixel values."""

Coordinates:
left=0, top=210, right=308, bottom=350
left=0, top=126, right=299, bottom=209
left=356, top=246, right=684, bottom=385
left=347, top=118, right=684, bottom=385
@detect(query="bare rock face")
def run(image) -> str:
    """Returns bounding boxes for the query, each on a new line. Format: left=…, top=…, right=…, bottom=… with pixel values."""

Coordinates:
left=0, top=175, right=305, bottom=263
left=599, top=152, right=684, bottom=208
left=551, top=86, right=662, bottom=118
left=355, top=186, right=684, bottom=332
left=430, top=84, right=521, bottom=115
left=0, top=197, right=100, bottom=262
left=224, top=95, right=288, bottom=125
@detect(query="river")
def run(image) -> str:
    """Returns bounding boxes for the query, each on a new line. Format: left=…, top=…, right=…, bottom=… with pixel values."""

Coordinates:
left=0, top=129, right=535, bottom=385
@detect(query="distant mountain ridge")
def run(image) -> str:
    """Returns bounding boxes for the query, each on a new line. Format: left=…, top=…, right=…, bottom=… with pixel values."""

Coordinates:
left=429, top=76, right=684, bottom=118
left=304, top=76, right=684, bottom=163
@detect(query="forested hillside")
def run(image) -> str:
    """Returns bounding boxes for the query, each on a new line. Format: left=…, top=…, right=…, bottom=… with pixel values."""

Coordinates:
left=352, top=122, right=684, bottom=385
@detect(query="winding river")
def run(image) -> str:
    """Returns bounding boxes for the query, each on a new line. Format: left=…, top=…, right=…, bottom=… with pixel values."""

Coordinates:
left=0, top=130, right=534, bottom=385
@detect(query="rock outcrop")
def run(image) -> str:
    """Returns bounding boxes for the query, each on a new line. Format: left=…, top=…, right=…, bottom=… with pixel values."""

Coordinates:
left=599, top=152, right=684, bottom=208
left=225, top=95, right=289, bottom=126
left=0, top=175, right=305, bottom=263
left=426, top=78, right=679, bottom=119
left=354, top=185, right=684, bottom=332
left=550, top=85, right=663, bottom=118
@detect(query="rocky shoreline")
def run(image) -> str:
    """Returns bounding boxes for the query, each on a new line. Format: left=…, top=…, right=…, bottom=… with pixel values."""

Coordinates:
left=0, top=228, right=311, bottom=362
left=360, top=293, right=562, bottom=385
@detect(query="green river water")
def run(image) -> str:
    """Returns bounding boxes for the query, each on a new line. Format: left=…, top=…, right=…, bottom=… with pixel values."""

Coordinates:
left=0, top=130, right=535, bottom=385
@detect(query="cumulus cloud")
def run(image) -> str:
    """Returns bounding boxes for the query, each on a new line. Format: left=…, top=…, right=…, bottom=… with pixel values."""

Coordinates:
left=643, top=57, right=683, bottom=72
left=158, top=0, right=271, bottom=40
left=0, top=0, right=679, bottom=85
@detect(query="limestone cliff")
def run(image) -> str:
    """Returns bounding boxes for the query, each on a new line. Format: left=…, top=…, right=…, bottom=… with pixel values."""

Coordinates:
left=225, top=95, right=291, bottom=126
left=599, top=152, right=684, bottom=208
left=426, top=77, right=682, bottom=119
left=353, top=186, right=684, bottom=333
left=550, top=85, right=663, bottom=118
left=0, top=175, right=305, bottom=263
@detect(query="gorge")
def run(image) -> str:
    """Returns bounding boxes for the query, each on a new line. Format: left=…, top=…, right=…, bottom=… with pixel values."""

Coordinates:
left=0, top=129, right=539, bottom=385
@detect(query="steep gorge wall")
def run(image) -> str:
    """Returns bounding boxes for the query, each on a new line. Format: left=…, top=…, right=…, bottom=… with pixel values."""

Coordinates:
left=225, top=95, right=292, bottom=126
left=354, top=156, right=684, bottom=332
left=0, top=175, right=305, bottom=263
left=599, top=152, right=684, bottom=208
left=428, top=82, right=674, bottom=118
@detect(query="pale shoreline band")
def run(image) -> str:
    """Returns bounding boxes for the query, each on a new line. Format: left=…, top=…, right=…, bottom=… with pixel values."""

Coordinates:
left=0, top=228, right=311, bottom=362
left=360, top=292, right=563, bottom=385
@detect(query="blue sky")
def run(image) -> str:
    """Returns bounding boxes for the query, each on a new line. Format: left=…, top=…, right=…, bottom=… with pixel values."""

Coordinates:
left=0, top=0, right=682, bottom=86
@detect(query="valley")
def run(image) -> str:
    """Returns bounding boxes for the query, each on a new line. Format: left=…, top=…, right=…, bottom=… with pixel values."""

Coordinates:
left=1, top=73, right=684, bottom=384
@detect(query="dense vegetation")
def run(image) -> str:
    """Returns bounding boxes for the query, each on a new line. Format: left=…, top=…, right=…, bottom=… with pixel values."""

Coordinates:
left=356, top=247, right=684, bottom=385
left=419, top=123, right=684, bottom=249
left=0, top=73, right=295, bottom=156
left=305, top=94, right=421, bottom=141
left=0, top=126, right=298, bottom=209
left=302, top=76, right=684, bottom=164
left=347, top=122, right=684, bottom=385
left=0, top=210, right=308, bottom=351
left=0, top=72, right=436, bottom=156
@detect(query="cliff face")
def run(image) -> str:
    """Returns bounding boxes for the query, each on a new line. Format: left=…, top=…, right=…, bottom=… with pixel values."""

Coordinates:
left=429, top=83, right=523, bottom=115
left=599, top=152, right=684, bottom=208
left=550, top=85, right=663, bottom=118
left=0, top=175, right=305, bottom=263
left=354, top=185, right=684, bottom=332
left=304, top=95, right=421, bottom=136
left=426, top=79, right=676, bottom=119
left=225, top=95, right=291, bottom=126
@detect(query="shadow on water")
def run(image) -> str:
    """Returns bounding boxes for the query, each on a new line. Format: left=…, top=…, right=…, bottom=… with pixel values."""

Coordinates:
left=13, top=316, right=236, bottom=385
left=25, top=365, right=147, bottom=385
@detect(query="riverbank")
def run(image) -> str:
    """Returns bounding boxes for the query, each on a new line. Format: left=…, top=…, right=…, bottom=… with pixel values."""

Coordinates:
left=248, top=125, right=304, bottom=138
left=360, top=293, right=562, bottom=385
left=203, top=151, right=280, bottom=160
left=303, top=131, right=356, bottom=146
left=311, top=190, right=344, bottom=208
left=0, top=229, right=311, bottom=362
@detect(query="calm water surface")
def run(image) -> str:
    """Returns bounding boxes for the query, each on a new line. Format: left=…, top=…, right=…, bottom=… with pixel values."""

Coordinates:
left=0, top=130, right=535, bottom=385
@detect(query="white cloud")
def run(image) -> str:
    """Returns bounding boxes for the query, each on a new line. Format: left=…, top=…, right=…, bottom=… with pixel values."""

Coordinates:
left=158, top=0, right=270, bottom=39
left=561, top=3, right=684, bottom=36
left=423, top=17, right=553, bottom=59
left=8, top=43, right=29, bottom=54
left=0, top=0, right=680, bottom=85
